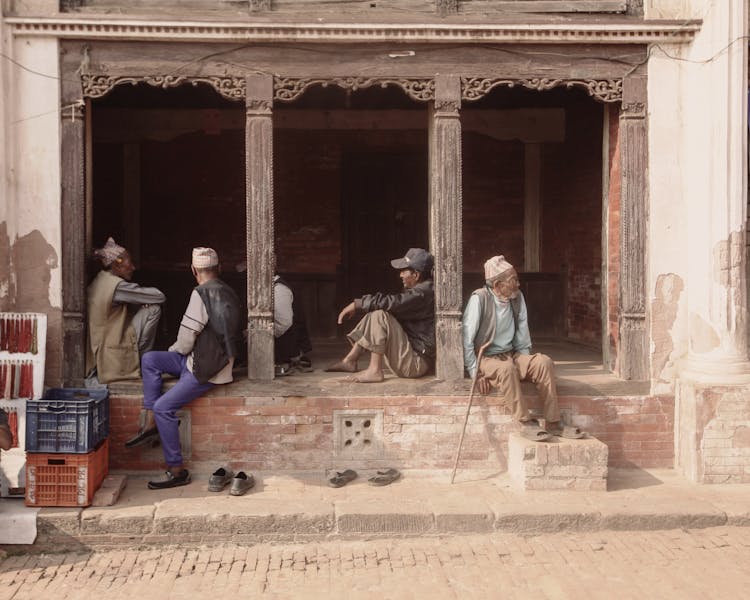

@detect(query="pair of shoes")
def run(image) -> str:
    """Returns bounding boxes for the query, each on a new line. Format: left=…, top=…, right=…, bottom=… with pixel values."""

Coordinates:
left=368, top=468, right=400, bottom=486
left=147, top=469, right=191, bottom=490
left=124, top=426, right=159, bottom=448
left=328, top=469, right=357, bottom=488
left=208, top=467, right=255, bottom=496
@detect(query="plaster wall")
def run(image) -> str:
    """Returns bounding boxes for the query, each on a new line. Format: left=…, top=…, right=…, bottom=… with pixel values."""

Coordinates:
left=644, top=0, right=698, bottom=19
left=649, top=0, right=750, bottom=481
left=5, top=34, right=63, bottom=384
left=0, top=16, right=11, bottom=312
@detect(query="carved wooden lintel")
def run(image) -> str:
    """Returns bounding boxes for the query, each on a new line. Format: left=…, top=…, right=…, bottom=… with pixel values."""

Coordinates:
left=249, top=0, right=272, bottom=11
left=273, top=77, right=436, bottom=103
left=462, top=77, right=623, bottom=103
left=436, top=0, right=459, bottom=17
left=80, top=74, right=247, bottom=102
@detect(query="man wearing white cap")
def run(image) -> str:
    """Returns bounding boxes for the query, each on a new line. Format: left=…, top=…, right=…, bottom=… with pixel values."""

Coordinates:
left=126, top=247, right=242, bottom=489
left=326, top=247, right=435, bottom=383
left=87, top=237, right=165, bottom=384
left=462, top=255, right=562, bottom=437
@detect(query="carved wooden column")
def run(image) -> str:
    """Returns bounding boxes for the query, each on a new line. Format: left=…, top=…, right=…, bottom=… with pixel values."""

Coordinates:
left=245, top=74, right=275, bottom=380
left=429, top=75, right=464, bottom=380
left=60, top=80, right=86, bottom=386
left=618, top=74, right=648, bottom=380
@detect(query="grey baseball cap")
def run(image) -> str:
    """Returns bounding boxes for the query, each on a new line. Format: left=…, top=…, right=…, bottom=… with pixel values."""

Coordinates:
left=390, top=248, right=434, bottom=273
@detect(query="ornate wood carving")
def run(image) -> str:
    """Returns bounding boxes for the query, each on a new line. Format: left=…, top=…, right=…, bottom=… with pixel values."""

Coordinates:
left=245, top=74, right=275, bottom=380
left=462, top=77, right=623, bottom=103
left=430, top=75, right=464, bottom=381
left=80, top=74, right=246, bottom=101
left=618, top=74, right=648, bottom=380
left=274, top=77, right=435, bottom=103
left=249, top=0, right=272, bottom=11
left=436, top=0, right=459, bottom=17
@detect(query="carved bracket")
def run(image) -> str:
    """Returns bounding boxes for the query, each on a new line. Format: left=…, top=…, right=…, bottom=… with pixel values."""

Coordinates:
left=80, top=74, right=247, bottom=101
left=273, top=77, right=435, bottom=103
left=462, top=77, right=623, bottom=104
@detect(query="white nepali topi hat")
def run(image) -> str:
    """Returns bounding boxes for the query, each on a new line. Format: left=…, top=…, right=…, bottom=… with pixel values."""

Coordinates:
left=192, top=247, right=219, bottom=269
left=484, top=255, right=514, bottom=281
left=94, top=237, right=126, bottom=267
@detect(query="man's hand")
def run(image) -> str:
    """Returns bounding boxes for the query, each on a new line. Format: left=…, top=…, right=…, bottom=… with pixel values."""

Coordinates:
left=337, top=301, right=357, bottom=324
left=476, top=375, right=491, bottom=395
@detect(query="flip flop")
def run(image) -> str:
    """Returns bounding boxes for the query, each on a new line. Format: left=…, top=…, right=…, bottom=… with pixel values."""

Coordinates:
left=328, top=469, right=357, bottom=488
left=368, top=468, right=401, bottom=486
left=561, top=426, right=586, bottom=439
left=521, top=429, right=553, bottom=442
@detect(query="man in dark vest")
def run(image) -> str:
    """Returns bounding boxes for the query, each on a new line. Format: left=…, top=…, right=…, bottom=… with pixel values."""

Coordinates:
left=462, top=255, right=562, bottom=437
left=273, top=274, right=312, bottom=376
left=125, top=247, right=242, bottom=489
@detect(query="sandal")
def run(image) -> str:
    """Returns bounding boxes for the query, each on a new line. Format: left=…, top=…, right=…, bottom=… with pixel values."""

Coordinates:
left=560, top=425, right=586, bottom=439
left=521, top=428, right=553, bottom=442
left=328, top=469, right=357, bottom=488
left=368, top=468, right=401, bottom=487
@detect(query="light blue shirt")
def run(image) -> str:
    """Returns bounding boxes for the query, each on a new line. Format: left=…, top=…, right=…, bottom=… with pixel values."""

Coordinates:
left=462, top=289, right=532, bottom=378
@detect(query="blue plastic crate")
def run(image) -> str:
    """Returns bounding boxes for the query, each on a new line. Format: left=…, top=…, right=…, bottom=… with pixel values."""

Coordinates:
left=25, top=387, right=109, bottom=453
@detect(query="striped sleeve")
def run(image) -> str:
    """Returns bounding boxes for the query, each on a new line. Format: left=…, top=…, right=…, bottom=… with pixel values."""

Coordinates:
left=168, top=290, right=208, bottom=355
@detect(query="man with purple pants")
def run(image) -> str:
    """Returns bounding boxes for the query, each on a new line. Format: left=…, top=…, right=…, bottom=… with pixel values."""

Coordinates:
left=125, top=247, right=242, bottom=490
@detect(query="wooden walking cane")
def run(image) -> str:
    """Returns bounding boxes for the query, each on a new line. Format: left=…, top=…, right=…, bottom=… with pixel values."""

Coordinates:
left=451, top=342, right=491, bottom=484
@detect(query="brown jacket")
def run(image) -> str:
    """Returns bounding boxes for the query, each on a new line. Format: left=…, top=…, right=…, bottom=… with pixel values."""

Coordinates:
left=86, top=270, right=140, bottom=383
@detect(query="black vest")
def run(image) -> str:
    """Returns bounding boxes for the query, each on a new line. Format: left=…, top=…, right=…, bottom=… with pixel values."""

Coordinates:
left=192, top=279, right=242, bottom=384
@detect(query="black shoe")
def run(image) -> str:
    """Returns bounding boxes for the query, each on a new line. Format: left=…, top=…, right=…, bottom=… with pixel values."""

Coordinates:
left=229, top=471, right=255, bottom=496
left=125, top=426, right=159, bottom=448
left=208, top=467, right=234, bottom=492
left=147, top=469, right=191, bottom=490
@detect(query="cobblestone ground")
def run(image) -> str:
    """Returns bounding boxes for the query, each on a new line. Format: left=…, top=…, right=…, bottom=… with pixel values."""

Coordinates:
left=2, top=527, right=750, bottom=599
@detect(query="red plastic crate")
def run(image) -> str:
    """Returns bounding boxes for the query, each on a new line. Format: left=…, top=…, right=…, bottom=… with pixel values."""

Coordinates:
left=25, top=438, right=109, bottom=507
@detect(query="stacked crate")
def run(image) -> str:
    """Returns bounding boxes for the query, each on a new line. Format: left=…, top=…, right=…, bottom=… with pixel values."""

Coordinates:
left=25, top=387, right=110, bottom=507
left=0, top=312, right=47, bottom=498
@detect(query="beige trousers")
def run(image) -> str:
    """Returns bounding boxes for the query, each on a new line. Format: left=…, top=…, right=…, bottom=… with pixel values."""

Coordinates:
left=480, top=352, right=560, bottom=423
left=348, top=310, right=429, bottom=378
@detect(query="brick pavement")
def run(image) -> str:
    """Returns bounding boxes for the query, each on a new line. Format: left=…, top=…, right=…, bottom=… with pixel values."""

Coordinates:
left=2, top=527, right=750, bottom=599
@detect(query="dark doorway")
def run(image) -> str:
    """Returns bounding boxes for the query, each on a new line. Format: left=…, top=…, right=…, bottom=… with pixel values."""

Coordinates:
left=341, top=150, right=429, bottom=303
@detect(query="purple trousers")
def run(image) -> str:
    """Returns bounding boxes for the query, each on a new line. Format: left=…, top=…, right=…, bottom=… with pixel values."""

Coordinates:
left=141, top=351, right=214, bottom=467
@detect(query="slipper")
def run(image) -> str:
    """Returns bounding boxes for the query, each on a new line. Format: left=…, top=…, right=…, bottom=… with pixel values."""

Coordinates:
left=368, top=468, right=400, bottom=486
left=521, top=429, right=553, bottom=442
left=328, top=469, right=357, bottom=488
left=561, top=426, right=586, bottom=439
left=324, top=361, right=358, bottom=373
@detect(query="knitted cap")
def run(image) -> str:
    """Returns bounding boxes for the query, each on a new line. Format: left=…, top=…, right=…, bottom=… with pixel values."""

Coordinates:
left=94, top=237, right=126, bottom=267
left=192, top=247, right=219, bottom=269
left=484, top=255, right=514, bottom=281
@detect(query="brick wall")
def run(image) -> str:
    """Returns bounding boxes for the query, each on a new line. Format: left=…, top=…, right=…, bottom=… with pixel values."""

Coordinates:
left=109, top=392, right=674, bottom=472
left=541, top=101, right=604, bottom=346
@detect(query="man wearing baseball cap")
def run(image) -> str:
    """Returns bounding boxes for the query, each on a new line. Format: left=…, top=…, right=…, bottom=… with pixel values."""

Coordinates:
left=326, top=247, right=435, bottom=382
left=462, top=255, right=563, bottom=439
left=125, top=247, right=242, bottom=489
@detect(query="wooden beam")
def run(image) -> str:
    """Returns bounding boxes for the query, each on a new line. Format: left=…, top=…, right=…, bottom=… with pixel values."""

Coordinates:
left=245, top=74, right=276, bottom=380
left=523, top=143, right=542, bottom=272
left=429, top=74, right=464, bottom=381
left=618, top=73, right=648, bottom=380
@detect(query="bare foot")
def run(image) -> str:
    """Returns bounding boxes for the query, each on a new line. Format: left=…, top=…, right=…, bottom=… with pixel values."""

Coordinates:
left=350, top=370, right=384, bottom=383
left=325, top=359, right=358, bottom=373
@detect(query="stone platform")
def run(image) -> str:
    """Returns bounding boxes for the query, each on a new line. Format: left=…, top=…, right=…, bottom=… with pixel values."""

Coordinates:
left=508, top=433, right=608, bottom=491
